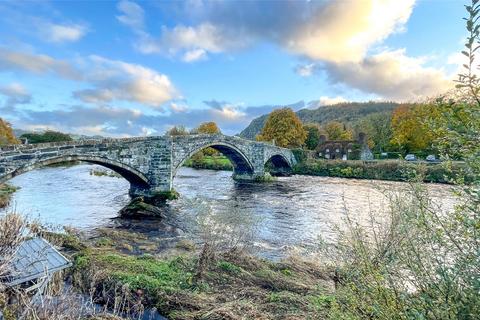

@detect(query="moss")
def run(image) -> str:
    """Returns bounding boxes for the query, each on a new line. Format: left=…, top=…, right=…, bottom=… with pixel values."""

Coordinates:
left=254, top=173, right=276, bottom=182
left=91, top=252, right=194, bottom=293
left=119, top=197, right=168, bottom=218
left=151, top=190, right=179, bottom=201
left=217, top=261, right=242, bottom=274
left=32, top=229, right=86, bottom=251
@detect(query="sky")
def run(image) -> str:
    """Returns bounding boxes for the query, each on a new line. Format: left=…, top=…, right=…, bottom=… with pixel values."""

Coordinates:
left=0, top=0, right=470, bottom=136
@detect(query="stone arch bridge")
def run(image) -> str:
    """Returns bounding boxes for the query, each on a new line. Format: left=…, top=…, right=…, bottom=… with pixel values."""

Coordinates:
left=0, top=134, right=296, bottom=199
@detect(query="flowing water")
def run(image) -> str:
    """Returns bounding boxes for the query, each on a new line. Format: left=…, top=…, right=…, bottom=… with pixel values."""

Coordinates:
left=3, top=163, right=456, bottom=259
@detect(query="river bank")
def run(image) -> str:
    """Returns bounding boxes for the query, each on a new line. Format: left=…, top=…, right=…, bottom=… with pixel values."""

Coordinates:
left=0, top=183, right=17, bottom=208
left=293, top=159, right=472, bottom=184
left=183, top=153, right=470, bottom=184
left=34, top=227, right=335, bottom=320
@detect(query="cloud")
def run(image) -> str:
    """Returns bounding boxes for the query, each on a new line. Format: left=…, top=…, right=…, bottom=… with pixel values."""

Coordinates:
left=16, top=105, right=146, bottom=137
left=135, top=22, right=239, bottom=59
left=169, top=102, right=188, bottom=113
left=317, top=96, right=348, bottom=106
left=0, top=47, right=81, bottom=80
left=116, top=0, right=144, bottom=30
left=203, top=100, right=246, bottom=121
left=182, top=48, right=207, bottom=62
left=0, top=3, right=88, bottom=44
left=0, top=83, right=32, bottom=111
left=8, top=99, right=305, bottom=137
left=285, top=0, right=415, bottom=63
left=323, top=49, right=453, bottom=101
left=0, top=47, right=178, bottom=109
left=131, top=0, right=415, bottom=64
left=73, top=55, right=178, bottom=108
left=295, top=63, right=317, bottom=77
left=44, top=22, right=87, bottom=43
left=210, top=105, right=246, bottom=121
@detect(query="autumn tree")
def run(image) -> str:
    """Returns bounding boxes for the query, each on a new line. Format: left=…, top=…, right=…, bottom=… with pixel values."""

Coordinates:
left=0, top=118, right=18, bottom=146
left=323, top=121, right=353, bottom=140
left=303, top=124, right=321, bottom=150
left=193, top=122, right=221, bottom=134
left=166, top=125, right=189, bottom=136
left=192, top=122, right=221, bottom=156
left=256, top=108, right=306, bottom=148
left=390, top=104, right=440, bottom=153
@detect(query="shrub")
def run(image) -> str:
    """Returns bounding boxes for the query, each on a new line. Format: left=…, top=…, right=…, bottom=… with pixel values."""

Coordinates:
left=293, top=159, right=471, bottom=184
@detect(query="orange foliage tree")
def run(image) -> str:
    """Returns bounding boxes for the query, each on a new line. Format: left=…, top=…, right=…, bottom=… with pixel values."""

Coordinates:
left=193, top=122, right=221, bottom=156
left=194, top=122, right=221, bottom=134
left=390, top=104, right=441, bottom=153
left=0, top=118, right=19, bottom=146
left=256, top=108, right=306, bottom=148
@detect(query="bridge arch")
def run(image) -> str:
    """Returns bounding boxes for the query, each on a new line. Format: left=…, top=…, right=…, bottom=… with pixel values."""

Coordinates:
left=0, top=155, right=151, bottom=190
left=173, top=141, right=255, bottom=178
left=264, top=153, right=293, bottom=176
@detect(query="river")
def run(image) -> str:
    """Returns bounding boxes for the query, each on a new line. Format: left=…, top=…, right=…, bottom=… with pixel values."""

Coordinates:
left=2, top=163, right=456, bottom=259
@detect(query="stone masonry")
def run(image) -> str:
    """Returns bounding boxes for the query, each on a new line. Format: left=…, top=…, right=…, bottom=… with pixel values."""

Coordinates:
left=0, top=134, right=296, bottom=198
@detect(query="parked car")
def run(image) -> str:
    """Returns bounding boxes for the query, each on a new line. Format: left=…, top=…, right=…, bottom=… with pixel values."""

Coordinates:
left=426, top=154, right=440, bottom=162
left=405, top=154, right=417, bottom=161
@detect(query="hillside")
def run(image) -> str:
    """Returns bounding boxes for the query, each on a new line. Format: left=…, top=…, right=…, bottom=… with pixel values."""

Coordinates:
left=13, top=129, right=104, bottom=141
left=239, top=101, right=399, bottom=139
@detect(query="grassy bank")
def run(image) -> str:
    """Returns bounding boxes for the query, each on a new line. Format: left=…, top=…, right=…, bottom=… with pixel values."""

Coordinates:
left=66, top=233, right=334, bottom=319
left=183, top=155, right=233, bottom=171
left=293, top=159, right=473, bottom=184
left=0, top=183, right=18, bottom=208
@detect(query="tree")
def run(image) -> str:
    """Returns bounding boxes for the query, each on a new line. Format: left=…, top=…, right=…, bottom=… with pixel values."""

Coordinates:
left=20, top=130, right=72, bottom=144
left=390, top=104, right=439, bottom=153
left=0, top=118, right=19, bottom=146
left=323, top=121, right=353, bottom=140
left=194, top=122, right=221, bottom=134
left=166, top=125, right=189, bottom=136
left=256, top=108, right=306, bottom=148
left=354, top=112, right=393, bottom=152
left=303, top=124, right=321, bottom=150
left=193, top=122, right=221, bottom=156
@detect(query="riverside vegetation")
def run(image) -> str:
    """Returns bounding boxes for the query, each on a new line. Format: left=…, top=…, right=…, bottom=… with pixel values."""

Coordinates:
left=292, top=157, right=473, bottom=184
left=0, top=184, right=17, bottom=209
left=183, top=151, right=470, bottom=185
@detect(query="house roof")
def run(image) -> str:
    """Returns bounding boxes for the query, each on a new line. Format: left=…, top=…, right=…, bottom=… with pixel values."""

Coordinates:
left=1, top=237, right=71, bottom=287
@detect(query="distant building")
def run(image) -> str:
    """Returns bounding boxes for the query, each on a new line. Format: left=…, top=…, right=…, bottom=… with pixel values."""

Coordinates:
left=315, top=132, right=373, bottom=161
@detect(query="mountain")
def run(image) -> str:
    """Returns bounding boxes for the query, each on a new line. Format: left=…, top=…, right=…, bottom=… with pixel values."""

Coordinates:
left=239, top=101, right=399, bottom=140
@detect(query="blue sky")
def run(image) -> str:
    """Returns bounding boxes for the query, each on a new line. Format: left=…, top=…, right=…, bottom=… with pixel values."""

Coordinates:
left=0, top=0, right=469, bottom=136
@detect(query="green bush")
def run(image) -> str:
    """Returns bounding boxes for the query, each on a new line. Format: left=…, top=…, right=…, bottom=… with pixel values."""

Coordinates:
left=183, top=155, right=233, bottom=171
left=293, top=159, right=470, bottom=184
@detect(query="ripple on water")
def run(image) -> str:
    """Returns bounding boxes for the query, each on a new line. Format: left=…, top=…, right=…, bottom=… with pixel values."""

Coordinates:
left=2, top=164, right=456, bottom=259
